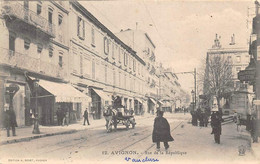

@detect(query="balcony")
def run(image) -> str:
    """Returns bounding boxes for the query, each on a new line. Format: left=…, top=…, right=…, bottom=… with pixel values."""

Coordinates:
left=2, top=2, right=55, bottom=37
left=0, top=47, right=66, bottom=78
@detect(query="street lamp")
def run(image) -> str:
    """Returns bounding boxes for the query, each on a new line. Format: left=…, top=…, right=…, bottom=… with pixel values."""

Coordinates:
left=191, top=90, right=195, bottom=111
left=32, top=79, right=40, bottom=134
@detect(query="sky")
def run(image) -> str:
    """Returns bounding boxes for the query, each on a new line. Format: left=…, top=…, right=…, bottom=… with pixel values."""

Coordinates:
left=80, top=0, right=253, bottom=94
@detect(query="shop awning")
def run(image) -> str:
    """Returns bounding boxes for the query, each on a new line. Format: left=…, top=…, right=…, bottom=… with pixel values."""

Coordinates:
left=93, top=89, right=111, bottom=101
left=158, top=100, right=164, bottom=105
left=149, top=98, right=156, bottom=104
left=134, top=98, right=143, bottom=104
left=39, top=79, right=89, bottom=103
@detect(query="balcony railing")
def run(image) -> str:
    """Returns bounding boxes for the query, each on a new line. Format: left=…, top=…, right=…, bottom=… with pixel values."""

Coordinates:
left=0, top=47, right=66, bottom=78
left=2, top=2, right=55, bottom=37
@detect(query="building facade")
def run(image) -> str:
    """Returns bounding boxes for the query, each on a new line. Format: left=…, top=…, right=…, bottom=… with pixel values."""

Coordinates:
left=68, top=2, right=146, bottom=119
left=204, top=34, right=251, bottom=114
left=116, top=29, right=186, bottom=114
left=0, top=1, right=88, bottom=127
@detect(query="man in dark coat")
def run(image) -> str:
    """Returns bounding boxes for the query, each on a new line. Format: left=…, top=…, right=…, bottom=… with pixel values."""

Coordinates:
left=152, top=111, right=174, bottom=150
left=251, top=114, right=259, bottom=143
left=83, top=108, right=90, bottom=126
left=4, top=105, right=18, bottom=137
left=56, top=107, right=62, bottom=126
left=211, top=111, right=223, bottom=144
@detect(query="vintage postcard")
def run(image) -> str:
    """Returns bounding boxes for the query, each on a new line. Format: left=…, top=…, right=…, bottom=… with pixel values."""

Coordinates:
left=0, top=0, right=259, bottom=164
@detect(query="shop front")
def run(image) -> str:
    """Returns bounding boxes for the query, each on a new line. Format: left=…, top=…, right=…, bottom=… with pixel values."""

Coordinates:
left=134, top=98, right=143, bottom=115
left=148, top=97, right=156, bottom=114
left=91, top=88, right=111, bottom=119
left=28, top=77, right=89, bottom=125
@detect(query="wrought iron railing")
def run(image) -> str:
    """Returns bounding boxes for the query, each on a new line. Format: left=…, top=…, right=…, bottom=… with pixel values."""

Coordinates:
left=2, top=2, right=55, bottom=37
left=0, top=47, right=66, bottom=78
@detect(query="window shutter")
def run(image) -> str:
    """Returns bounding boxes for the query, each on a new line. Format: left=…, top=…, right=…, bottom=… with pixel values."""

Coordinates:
left=77, top=17, right=80, bottom=37
left=83, top=20, right=85, bottom=39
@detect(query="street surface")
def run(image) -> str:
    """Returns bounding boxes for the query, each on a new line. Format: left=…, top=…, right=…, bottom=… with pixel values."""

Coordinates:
left=0, top=113, right=258, bottom=164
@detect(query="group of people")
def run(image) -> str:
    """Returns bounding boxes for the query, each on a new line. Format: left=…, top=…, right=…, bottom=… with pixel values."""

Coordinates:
left=190, top=108, right=210, bottom=127
left=56, top=107, right=69, bottom=126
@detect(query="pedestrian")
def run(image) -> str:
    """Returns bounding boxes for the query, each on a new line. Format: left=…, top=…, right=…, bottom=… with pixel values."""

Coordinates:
left=62, top=108, right=69, bottom=126
left=251, top=114, right=259, bottom=143
left=4, top=104, right=17, bottom=137
left=152, top=110, right=174, bottom=150
left=236, top=114, right=241, bottom=132
left=211, top=111, right=223, bottom=144
left=56, top=107, right=62, bottom=126
left=203, top=112, right=209, bottom=127
left=83, top=108, right=90, bottom=126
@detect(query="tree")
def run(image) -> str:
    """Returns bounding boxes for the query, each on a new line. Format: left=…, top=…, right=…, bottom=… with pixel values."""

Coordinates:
left=202, top=53, right=234, bottom=111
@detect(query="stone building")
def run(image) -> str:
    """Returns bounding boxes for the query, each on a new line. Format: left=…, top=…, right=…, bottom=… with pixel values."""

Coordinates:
left=0, top=1, right=88, bottom=126
left=68, top=2, right=146, bottom=119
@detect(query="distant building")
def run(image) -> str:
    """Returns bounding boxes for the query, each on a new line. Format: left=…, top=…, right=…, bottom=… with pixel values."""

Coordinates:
left=204, top=34, right=250, bottom=114
left=116, top=29, right=185, bottom=113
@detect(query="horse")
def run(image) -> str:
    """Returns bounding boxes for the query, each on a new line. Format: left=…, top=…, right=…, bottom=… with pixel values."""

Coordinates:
left=103, top=106, right=118, bottom=132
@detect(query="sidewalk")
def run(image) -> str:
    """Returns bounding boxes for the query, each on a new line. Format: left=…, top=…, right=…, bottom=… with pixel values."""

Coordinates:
left=0, top=115, right=151, bottom=145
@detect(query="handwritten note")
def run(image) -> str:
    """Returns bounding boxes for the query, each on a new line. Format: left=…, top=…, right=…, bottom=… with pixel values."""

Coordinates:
left=125, top=157, right=159, bottom=162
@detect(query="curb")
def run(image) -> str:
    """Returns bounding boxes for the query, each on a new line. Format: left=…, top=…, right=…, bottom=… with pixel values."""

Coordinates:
left=0, top=129, right=77, bottom=146
left=0, top=115, right=154, bottom=145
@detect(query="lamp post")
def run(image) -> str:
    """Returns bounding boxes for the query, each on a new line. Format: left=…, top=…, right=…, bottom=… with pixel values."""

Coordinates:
left=191, top=90, right=195, bottom=111
left=173, top=68, right=197, bottom=110
left=32, top=79, right=40, bottom=134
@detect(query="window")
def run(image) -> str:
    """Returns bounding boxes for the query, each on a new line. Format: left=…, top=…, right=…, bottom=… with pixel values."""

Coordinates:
left=37, top=4, right=42, bottom=15
left=105, top=65, right=107, bottom=83
left=236, top=56, right=241, bottom=63
left=92, top=59, right=95, bottom=79
left=9, top=35, right=15, bottom=51
left=113, top=69, right=115, bottom=86
left=112, top=44, right=115, bottom=59
left=48, top=8, right=53, bottom=24
left=24, top=38, right=30, bottom=49
left=133, top=60, right=136, bottom=72
left=118, top=48, right=121, bottom=63
left=58, top=14, right=63, bottom=26
left=49, top=46, right=53, bottom=57
left=77, top=16, right=85, bottom=40
left=80, top=55, right=83, bottom=75
left=104, top=37, right=109, bottom=55
left=37, top=44, right=43, bottom=53
left=124, top=52, right=128, bottom=66
left=119, top=72, right=121, bottom=87
left=91, top=27, right=95, bottom=46
left=59, top=56, right=63, bottom=67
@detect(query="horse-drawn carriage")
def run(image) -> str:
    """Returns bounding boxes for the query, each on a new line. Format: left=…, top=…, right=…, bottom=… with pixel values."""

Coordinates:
left=103, top=97, right=136, bottom=132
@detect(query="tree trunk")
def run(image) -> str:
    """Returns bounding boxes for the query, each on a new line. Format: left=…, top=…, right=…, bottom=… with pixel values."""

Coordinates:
left=216, top=96, right=221, bottom=113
